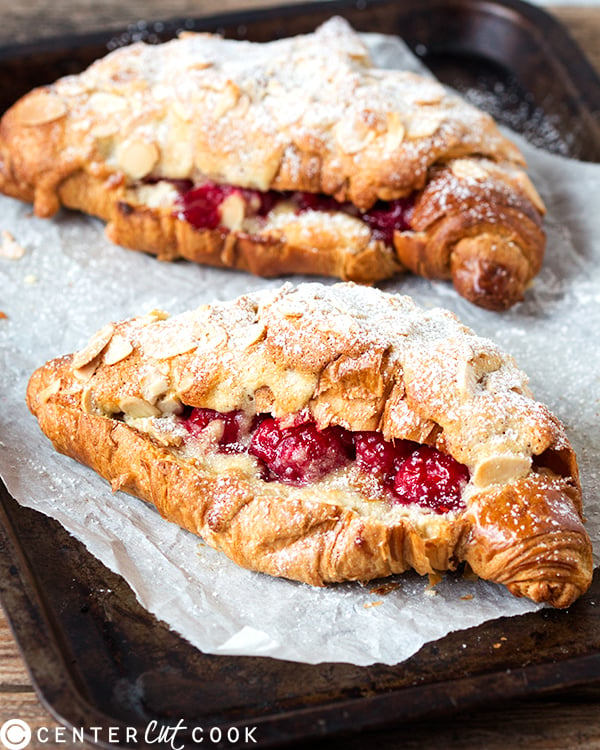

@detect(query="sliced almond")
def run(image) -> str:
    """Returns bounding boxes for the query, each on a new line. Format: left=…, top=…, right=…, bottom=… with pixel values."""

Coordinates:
left=16, top=91, right=67, bottom=126
left=451, top=159, right=489, bottom=182
left=118, top=396, right=160, bottom=419
left=406, top=112, right=444, bottom=139
left=37, top=378, right=61, bottom=405
left=72, top=358, right=101, bottom=382
left=133, top=180, right=181, bottom=209
left=456, top=350, right=503, bottom=399
left=88, top=91, right=128, bottom=114
left=88, top=92, right=128, bottom=139
left=239, top=322, right=266, bottom=349
left=157, top=394, right=183, bottom=415
left=161, top=113, right=193, bottom=177
left=334, top=118, right=375, bottom=155
left=198, top=323, right=228, bottom=349
left=141, top=369, right=170, bottom=403
left=473, top=454, right=531, bottom=486
left=81, top=385, right=96, bottom=415
left=413, top=81, right=445, bottom=105
left=219, top=192, right=246, bottom=231
left=213, top=80, right=240, bottom=119
left=385, top=112, right=405, bottom=151
left=90, top=122, right=120, bottom=139
left=72, top=323, right=115, bottom=369
left=231, top=93, right=250, bottom=119
left=103, top=335, right=133, bottom=365
left=456, top=361, right=478, bottom=400
left=117, top=140, right=160, bottom=180
left=143, top=329, right=197, bottom=359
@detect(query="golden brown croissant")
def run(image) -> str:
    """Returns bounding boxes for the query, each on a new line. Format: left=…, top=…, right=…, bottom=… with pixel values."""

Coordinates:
left=0, top=18, right=545, bottom=310
left=26, top=282, right=592, bottom=607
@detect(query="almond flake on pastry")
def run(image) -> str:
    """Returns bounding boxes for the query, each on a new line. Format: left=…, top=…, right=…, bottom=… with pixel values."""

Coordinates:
left=0, top=18, right=545, bottom=310
left=26, top=282, right=592, bottom=607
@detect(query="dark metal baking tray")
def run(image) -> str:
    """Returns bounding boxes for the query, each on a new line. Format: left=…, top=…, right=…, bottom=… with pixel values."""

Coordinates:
left=2, top=489, right=600, bottom=750
left=1, top=0, right=600, bottom=747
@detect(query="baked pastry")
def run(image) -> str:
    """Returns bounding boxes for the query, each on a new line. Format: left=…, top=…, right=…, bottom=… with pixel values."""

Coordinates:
left=26, top=282, right=592, bottom=607
left=0, top=18, right=545, bottom=310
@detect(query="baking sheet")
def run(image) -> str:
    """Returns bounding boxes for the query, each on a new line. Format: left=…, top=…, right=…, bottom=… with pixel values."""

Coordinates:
left=0, top=0, right=600, bottom=743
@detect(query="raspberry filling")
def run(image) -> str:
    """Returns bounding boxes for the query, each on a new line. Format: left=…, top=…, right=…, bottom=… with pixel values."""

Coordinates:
left=250, top=417, right=354, bottom=485
left=174, top=180, right=414, bottom=244
left=181, top=408, right=468, bottom=514
left=183, top=407, right=247, bottom=450
left=175, top=182, right=278, bottom=230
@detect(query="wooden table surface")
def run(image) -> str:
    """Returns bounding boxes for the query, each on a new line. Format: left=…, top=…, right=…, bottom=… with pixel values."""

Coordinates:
left=0, top=2, right=599, bottom=748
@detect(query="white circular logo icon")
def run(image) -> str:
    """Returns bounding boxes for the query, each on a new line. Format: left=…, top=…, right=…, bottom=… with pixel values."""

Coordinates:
left=0, top=720, right=31, bottom=750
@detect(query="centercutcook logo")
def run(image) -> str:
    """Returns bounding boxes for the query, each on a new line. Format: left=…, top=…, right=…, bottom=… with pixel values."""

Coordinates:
left=0, top=719, right=258, bottom=748
left=0, top=720, right=32, bottom=750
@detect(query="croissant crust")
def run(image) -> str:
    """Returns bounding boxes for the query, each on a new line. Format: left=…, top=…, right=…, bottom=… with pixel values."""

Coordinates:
left=26, top=283, right=592, bottom=607
left=0, top=18, right=545, bottom=310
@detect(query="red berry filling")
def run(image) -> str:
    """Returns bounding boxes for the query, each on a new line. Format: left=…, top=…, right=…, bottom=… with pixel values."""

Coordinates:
left=249, top=417, right=354, bottom=484
left=175, top=182, right=278, bottom=230
left=353, top=431, right=467, bottom=512
left=353, top=431, right=414, bottom=483
left=182, top=407, right=254, bottom=453
left=180, top=408, right=468, bottom=514
left=289, top=191, right=348, bottom=214
left=174, top=180, right=414, bottom=242
left=360, top=198, right=414, bottom=244
left=393, top=446, right=470, bottom=514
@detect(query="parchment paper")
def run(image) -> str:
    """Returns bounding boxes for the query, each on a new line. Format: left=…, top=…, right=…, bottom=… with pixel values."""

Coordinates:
left=0, top=33, right=598, bottom=667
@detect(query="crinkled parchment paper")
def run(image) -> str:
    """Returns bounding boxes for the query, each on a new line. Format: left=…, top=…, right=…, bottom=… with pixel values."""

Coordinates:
left=0, top=33, right=599, bottom=667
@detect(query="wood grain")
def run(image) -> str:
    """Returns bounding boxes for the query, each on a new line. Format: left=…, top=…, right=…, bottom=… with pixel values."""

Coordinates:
left=551, top=7, right=600, bottom=72
left=0, top=4, right=599, bottom=748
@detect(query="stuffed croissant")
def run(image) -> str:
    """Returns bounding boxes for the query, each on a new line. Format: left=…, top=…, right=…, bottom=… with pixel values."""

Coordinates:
left=1, top=18, right=545, bottom=310
left=26, top=282, right=592, bottom=607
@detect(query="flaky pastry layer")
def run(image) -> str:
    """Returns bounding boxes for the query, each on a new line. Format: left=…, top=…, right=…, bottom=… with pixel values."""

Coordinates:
left=26, top=283, right=592, bottom=607
left=0, top=18, right=545, bottom=309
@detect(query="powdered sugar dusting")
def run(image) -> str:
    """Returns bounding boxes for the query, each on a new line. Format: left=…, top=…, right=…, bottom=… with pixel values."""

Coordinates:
left=86, top=281, right=567, bottom=495
left=44, top=17, right=522, bottom=207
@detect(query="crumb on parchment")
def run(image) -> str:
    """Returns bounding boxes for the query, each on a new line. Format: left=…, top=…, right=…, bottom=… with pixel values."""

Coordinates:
left=0, top=230, right=25, bottom=259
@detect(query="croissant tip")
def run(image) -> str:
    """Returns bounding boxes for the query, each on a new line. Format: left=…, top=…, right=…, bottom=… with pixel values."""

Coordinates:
left=451, top=256, right=526, bottom=311
left=508, top=578, right=591, bottom=609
